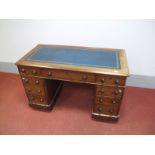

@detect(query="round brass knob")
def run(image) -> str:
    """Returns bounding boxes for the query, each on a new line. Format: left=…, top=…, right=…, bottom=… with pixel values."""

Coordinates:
left=98, top=107, right=103, bottom=112
left=38, top=90, right=41, bottom=93
left=115, top=79, right=119, bottom=84
left=115, top=89, right=122, bottom=95
left=101, top=89, right=104, bottom=93
left=118, top=89, right=122, bottom=93
left=100, top=78, right=105, bottom=83
left=32, top=70, right=37, bottom=74
left=115, top=90, right=118, bottom=95
left=112, top=100, right=116, bottom=104
left=21, top=68, right=25, bottom=72
left=22, top=77, right=28, bottom=83
left=35, top=80, right=39, bottom=84
left=82, top=75, right=87, bottom=80
left=109, top=108, right=114, bottom=113
left=48, top=71, right=52, bottom=76
left=25, top=79, right=29, bottom=83
left=40, top=98, right=44, bottom=102
left=99, top=97, right=103, bottom=103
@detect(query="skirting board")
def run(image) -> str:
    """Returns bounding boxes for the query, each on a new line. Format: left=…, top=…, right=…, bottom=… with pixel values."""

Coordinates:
left=0, top=62, right=155, bottom=89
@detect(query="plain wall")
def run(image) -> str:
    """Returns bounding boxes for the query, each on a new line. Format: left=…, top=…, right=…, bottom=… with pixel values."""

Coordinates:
left=0, top=19, right=155, bottom=77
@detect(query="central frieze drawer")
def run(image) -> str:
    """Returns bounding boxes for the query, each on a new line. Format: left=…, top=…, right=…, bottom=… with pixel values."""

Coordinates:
left=40, top=69, right=96, bottom=83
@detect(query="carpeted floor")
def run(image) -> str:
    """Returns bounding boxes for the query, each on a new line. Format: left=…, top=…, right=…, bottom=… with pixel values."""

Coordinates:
left=0, top=72, right=155, bottom=135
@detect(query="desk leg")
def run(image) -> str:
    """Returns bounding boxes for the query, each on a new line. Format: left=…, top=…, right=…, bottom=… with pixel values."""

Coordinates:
left=92, top=85, right=120, bottom=121
left=22, top=76, right=63, bottom=110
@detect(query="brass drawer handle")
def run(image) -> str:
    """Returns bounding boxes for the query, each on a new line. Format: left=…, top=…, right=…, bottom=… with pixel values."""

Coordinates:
left=37, top=90, right=41, bottom=93
left=115, top=89, right=122, bottom=95
left=32, top=70, right=37, bottom=75
left=98, top=97, right=103, bottom=103
left=115, top=79, right=119, bottom=84
left=22, top=77, right=29, bottom=83
left=98, top=106, right=103, bottom=112
left=40, top=98, right=44, bottom=102
left=48, top=71, right=52, bottom=76
left=112, top=100, right=116, bottom=104
left=101, top=89, right=104, bottom=93
left=109, top=108, right=114, bottom=113
left=100, top=78, right=105, bottom=83
left=115, top=90, right=118, bottom=95
left=82, top=75, right=88, bottom=80
left=35, top=80, right=39, bottom=84
left=21, top=68, right=25, bottom=72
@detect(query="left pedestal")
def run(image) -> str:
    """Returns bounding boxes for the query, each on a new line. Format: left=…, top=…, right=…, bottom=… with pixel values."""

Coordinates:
left=18, top=66, right=63, bottom=110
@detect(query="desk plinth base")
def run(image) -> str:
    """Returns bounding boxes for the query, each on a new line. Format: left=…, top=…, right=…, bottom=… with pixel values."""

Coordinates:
left=92, top=112, right=119, bottom=122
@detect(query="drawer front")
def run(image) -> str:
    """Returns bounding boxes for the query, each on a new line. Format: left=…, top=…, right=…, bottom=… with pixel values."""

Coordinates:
left=21, top=76, right=44, bottom=86
left=40, top=68, right=96, bottom=83
left=18, top=66, right=40, bottom=76
left=27, top=94, right=48, bottom=105
left=95, top=96, right=121, bottom=105
left=96, top=85, right=125, bottom=99
left=24, top=84, right=45, bottom=95
left=93, top=103, right=119, bottom=115
left=96, top=75, right=126, bottom=86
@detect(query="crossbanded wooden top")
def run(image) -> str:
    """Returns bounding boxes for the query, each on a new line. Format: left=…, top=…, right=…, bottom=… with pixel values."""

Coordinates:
left=16, top=44, right=129, bottom=76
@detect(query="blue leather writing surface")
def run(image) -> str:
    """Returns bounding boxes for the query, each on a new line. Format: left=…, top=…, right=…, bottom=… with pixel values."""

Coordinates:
left=27, top=47, right=120, bottom=69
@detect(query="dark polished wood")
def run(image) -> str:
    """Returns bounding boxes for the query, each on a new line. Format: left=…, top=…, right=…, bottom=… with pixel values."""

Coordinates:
left=16, top=44, right=129, bottom=122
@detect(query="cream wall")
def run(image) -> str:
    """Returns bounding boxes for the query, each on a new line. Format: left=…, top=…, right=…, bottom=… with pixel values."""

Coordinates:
left=0, top=19, right=155, bottom=77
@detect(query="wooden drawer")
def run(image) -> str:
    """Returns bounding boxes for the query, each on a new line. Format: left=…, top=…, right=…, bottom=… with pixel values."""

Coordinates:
left=96, top=74, right=126, bottom=86
left=93, top=103, right=120, bottom=116
left=96, top=85, right=125, bottom=99
left=95, top=96, right=121, bottom=105
left=27, top=94, right=48, bottom=105
left=24, top=84, right=45, bottom=95
left=21, top=76, right=44, bottom=86
left=18, top=66, right=40, bottom=76
left=40, top=68, right=96, bottom=83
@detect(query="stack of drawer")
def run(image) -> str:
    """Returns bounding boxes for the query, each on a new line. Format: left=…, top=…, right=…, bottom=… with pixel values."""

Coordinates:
left=93, top=74, right=126, bottom=117
left=19, top=66, right=49, bottom=105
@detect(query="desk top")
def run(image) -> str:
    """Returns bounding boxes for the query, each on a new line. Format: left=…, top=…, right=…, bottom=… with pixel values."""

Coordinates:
left=27, top=47, right=120, bottom=69
left=16, top=44, right=129, bottom=76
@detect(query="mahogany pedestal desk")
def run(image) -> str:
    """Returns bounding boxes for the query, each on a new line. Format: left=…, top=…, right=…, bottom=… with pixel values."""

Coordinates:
left=16, top=44, right=129, bottom=122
